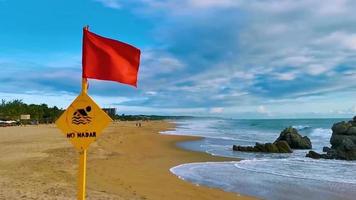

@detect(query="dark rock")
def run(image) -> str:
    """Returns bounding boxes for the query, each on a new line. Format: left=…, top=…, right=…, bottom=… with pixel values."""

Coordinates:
left=232, top=126, right=312, bottom=154
left=331, top=121, right=351, bottom=135
left=307, top=116, right=356, bottom=160
left=233, top=145, right=256, bottom=152
left=322, top=146, right=331, bottom=152
left=306, top=151, right=321, bottom=159
left=232, top=145, right=238, bottom=151
left=342, top=138, right=354, bottom=151
left=301, top=136, right=312, bottom=149
left=247, top=146, right=255, bottom=151
left=275, top=141, right=293, bottom=153
left=346, top=126, right=356, bottom=136
left=265, top=143, right=279, bottom=153
left=350, top=120, right=356, bottom=127
left=331, top=138, right=356, bottom=160
left=255, top=142, right=266, bottom=152
left=326, top=149, right=337, bottom=157
left=233, top=141, right=292, bottom=153
left=306, top=150, right=334, bottom=159
left=274, top=127, right=312, bottom=149
left=330, top=135, right=356, bottom=147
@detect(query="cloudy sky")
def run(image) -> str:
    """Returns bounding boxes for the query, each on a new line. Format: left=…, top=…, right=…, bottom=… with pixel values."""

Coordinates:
left=1, top=0, right=356, bottom=118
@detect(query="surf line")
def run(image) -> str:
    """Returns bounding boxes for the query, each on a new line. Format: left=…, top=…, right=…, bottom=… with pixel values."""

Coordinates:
left=67, top=132, right=97, bottom=138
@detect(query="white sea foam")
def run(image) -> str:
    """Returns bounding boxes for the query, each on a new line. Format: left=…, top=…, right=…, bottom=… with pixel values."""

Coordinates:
left=233, top=158, right=356, bottom=184
left=170, top=161, right=356, bottom=200
left=167, top=118, right=356, bottom=200
left=310, top=128, right=332, bottom=138
left=292, top=125, right=312, bottom=130
left=161, top=119, right=275, bottom=143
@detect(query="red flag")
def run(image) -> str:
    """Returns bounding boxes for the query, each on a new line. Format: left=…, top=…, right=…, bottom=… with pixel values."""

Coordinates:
left=82, top=28, right=141, bottom=87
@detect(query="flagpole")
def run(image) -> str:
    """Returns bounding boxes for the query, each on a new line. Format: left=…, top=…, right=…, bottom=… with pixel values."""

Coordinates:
left=78, top=77, right=87, bottom=200
left=55, top=25, right=139, bottom=200
left=82, top=25, right=89, bottom=95
left=78, top=25, right=89, bottom=200
left=81, top=78, right=88, bottom=94
left=77, top=149, right=87, bottom=200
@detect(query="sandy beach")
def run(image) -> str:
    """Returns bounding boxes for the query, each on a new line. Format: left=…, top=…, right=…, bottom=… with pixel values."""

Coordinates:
left=0, top=121, right=255, bottom=200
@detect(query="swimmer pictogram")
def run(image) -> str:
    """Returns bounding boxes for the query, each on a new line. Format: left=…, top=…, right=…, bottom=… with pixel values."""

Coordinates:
left=72, top=106, right=92, bottom=125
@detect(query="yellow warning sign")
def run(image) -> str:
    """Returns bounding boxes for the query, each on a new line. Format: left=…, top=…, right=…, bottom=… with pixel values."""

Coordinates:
left=56, top=93, right=113, bottom=150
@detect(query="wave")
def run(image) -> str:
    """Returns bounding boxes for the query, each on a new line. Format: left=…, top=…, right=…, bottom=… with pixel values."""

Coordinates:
left=233, top=158, right=356, bottom=184
left=171, top=159, right=356, bottom=185
left=170, top=161, right=356, bottom=200
left=292, top=125, right=312, bottom=130
left=170, top=161, right=236, bottom=175
left=167, top=118, right=356, bottom=199
left=310, top=128, right=332, bottom=137
left=161, top=130, right=239, bottom=141
left=161, top=120, right=274, bottom=143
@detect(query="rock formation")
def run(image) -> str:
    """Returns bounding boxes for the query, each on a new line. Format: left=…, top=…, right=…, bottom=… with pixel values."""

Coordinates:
left=306, top=116, right=356, bottom=160
left=232, top=127, right=311, bottom=153
left=274, top=127, right=312, bottom=149
left=233, top=141, right=292, bottom=153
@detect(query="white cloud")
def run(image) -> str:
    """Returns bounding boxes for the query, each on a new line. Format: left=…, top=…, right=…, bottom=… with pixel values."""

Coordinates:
left=256, top=105, right=273, bottom=117
left=315, top=31, right=356, bottom=51
left=140, top=50, right=185, bottom=78
left=209, top=107, right=224, bottom=114
left=51, top=1, right=356, bottom=116
left=305, top=64, right=329, bottom=76
left=257, top=105, right=268, bottom=114
left=316, top=0, right=348, bottom=16
left=233, top=71, right=255, bottom=80
left=145, top=91, right=157, bottom=96
left=107, top=0, right=356, bottom=117
left=274, top=72, right=297, bottom=81
left=327, top=105, right=356, bottom=116
left=213, top=91, right=248, bottom=100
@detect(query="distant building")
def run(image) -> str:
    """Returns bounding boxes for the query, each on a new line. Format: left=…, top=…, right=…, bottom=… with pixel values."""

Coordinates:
left=20, top=114, right=31, bottom=120
left=103, top=108, right=116, bottom=117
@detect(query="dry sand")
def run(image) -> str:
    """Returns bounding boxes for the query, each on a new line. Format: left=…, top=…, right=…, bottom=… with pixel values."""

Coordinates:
left=0, top=121, right=256, bottom=200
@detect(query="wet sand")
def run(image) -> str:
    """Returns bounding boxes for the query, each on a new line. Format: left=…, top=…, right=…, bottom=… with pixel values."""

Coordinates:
left=0, top=121, right=256, bottom=200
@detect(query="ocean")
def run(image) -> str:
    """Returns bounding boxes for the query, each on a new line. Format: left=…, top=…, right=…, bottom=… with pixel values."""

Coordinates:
left=162, top=118, right=356, bottom=200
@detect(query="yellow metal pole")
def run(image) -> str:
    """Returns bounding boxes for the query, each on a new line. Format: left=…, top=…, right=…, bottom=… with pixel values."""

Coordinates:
left=81, top=78, right=88, bottom=94
left=77, top=149, right=87, bottom=200
left=82, top=24, right=89, bottom=96
left=78, top=77, right=88, bottom=200
left=78, top=25, right=89, bottom=200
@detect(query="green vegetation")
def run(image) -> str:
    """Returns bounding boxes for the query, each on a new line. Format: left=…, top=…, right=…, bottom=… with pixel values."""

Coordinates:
left=0, top=99, right=63, bottom=123
left=0, top=99, right=189, bottom=124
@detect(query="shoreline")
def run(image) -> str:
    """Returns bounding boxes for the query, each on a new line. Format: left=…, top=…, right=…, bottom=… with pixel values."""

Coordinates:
left=165, top=118, right=356, bottom=200
left=88, top=120, right=256, bottom=199
left=0, top=120, right=256, bottom=199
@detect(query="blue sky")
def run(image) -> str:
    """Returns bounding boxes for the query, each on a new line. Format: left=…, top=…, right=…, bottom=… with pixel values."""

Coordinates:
left=1, top=0, right=356, bottom=118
